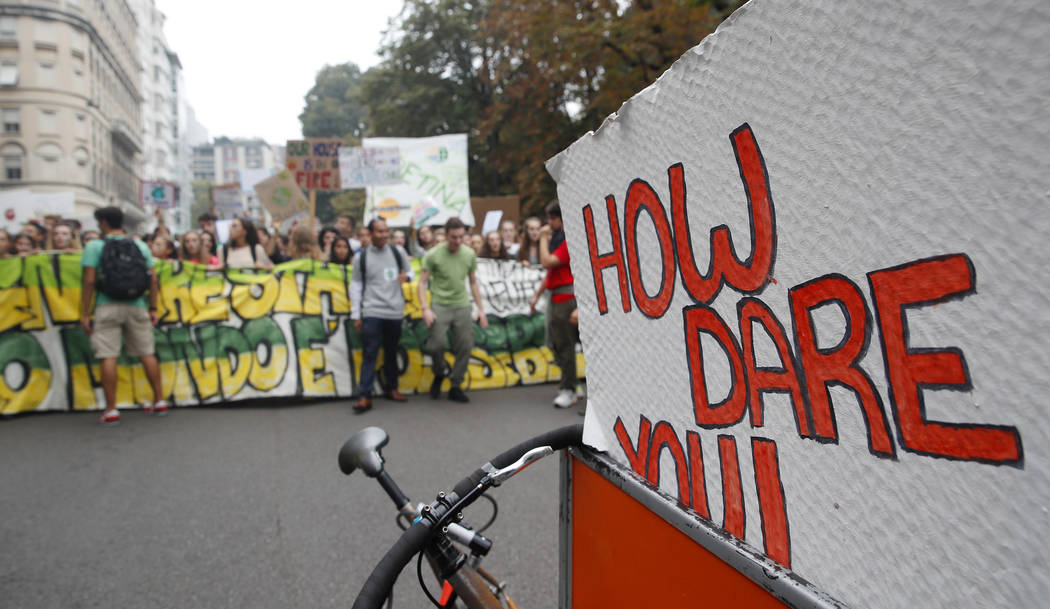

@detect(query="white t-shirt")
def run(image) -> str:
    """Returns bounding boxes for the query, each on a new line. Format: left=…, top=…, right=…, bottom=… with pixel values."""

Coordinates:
left=221, top=243, right=270, bottom=268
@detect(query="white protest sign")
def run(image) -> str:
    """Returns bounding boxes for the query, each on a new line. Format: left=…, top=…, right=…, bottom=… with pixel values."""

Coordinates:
left=480, top=210, right=502, bottom=235
left=546, top=1, right=1049, bottom=608
left=214, top=219, right=232, bottom=245
left=0, top=189, right=75, bottom=230
left=364, top=134, right=472, bottom=227
left=211, top=183, right=243, bottom=219
left=339, top=146, right=402, bottom=189
left=139, top=181, right=177, bottom=208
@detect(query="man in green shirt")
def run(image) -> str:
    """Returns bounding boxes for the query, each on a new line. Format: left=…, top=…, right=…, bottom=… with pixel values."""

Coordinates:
left=80, top=206, right=167, bottom=425
left=418, top=217, right=488, bottom=402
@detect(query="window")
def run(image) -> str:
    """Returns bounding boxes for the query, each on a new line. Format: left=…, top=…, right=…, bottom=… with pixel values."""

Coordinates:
left=36, top=143, right=62, bottom=180
left=37, top=61, right=56, bottom=87
left=2, top=108, right=19, bottom=133
left=155, top=120, right=164, bottom=138
left=38, top=108, right=58, bottom=134
left=73, top=66, right=85, bottom=93
left=155, top=149, right=166, bottom=167
left=154, top=92, right=163, bottom=110
left=0, top=61, right=17, bottom=86
left=33, top=21, right=56, bottom=49
left=71, top=31, right=86, bottom=56
left=74, top=113, right=87, bottom=140
left=72, top=147, right=88, bottom=166
left=2, top=143, right=24, bottom=180
left=0, top=17, right=16, bottom=42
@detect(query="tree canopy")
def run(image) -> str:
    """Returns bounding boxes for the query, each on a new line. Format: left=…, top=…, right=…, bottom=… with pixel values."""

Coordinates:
left=299, top=64, right=366, bottom=139
left=298, top=0, right=743, bottom=216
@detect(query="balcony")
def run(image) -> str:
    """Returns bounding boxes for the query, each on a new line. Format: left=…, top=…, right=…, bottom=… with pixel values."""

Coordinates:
left=110, top=119, right=142, bottom=154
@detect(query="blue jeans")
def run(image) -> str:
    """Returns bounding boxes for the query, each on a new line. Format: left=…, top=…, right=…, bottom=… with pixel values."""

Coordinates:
left=359, top=317, right=403, bottom=397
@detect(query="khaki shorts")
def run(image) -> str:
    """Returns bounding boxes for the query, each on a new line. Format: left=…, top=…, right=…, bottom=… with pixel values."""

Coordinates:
left=90, top=303, right=155, bottom=359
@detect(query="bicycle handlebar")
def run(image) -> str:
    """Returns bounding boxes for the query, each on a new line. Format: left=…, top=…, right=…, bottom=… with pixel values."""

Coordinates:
left=451, top=424, right=584, bottom=499
left=350, top=423, right=584, bottom=609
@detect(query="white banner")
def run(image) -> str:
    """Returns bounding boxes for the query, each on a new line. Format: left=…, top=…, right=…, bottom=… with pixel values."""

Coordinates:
left=547, top=1, right=1049, bottom=608
left=474, top=259, right=547, bottom=317
left=0, top=189, right=75, bottom=231
left=339, top=146, right=402, bottom=189
left=364, top=134, right=472, bottom=228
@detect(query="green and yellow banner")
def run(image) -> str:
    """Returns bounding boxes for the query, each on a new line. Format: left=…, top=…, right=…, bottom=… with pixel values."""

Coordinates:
left=0, top=254, right=582, bottom=414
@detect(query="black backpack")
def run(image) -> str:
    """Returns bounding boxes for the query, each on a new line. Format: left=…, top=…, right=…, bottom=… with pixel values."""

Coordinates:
left=97, top=238, right=150, bottom=300
left=358, top=244, right=405, bottom=290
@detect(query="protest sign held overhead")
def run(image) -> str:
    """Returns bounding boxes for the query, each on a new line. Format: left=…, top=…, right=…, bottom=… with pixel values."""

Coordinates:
left=547, top=0, right=1049, bottom=607
left=286, top=138, right=343, bottom=191
left=139, top=181, right=177, bottom=208
left=339, top=146, right=401, bottom=189
left=211, top=183, right=243, bottom=218
left=254, top=169, right=309, bottom=228
left=364, top=134, right=472, bottom=228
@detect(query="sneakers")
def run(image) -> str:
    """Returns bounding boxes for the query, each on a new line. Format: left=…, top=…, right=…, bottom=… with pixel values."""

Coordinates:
left=429, top=374, right=445, bottom=400
left=553, top=389, right=577, bottom=409
left=447, top=386, right=470, bottom=403
left=575, top=383, right=586, bottom=399
left=99, top=409, right=120, bottom=425
left=144, top=400, right=171, bottom=416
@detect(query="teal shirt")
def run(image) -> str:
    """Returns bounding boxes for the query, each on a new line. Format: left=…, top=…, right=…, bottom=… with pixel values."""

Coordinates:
left=81, top=234, right=154, bottom=308
left=421, top=242, right=477, bottom=307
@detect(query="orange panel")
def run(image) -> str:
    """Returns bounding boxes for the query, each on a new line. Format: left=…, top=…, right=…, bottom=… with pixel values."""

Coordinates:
left=571, top=457, right=788, bottom=608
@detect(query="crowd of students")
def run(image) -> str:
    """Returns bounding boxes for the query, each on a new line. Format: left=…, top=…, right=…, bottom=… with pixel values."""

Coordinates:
left=0, top=215, right=99, bottom=257
left=1, top=209, right=548, bottom=274
left=9, top=204, right=581, bottom=423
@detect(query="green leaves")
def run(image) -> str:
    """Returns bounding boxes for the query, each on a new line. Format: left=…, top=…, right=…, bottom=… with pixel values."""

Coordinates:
left=297, top=0, right=744, bottom=217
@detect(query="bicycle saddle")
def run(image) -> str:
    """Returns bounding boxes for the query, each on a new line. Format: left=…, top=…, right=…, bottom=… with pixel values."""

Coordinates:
left=339, top=426, right=389, bottom=477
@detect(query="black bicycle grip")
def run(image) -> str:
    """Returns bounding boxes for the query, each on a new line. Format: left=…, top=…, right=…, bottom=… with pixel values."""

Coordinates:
left=451, top=423, right=584, bottom=499
left=351, top=519, right=433, bottom=609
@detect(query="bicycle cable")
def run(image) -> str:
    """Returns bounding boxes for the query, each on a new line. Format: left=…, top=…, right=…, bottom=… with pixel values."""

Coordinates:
left=474, top=493, right=499, bottom=534
left=416, top=549, right=445, bottom=609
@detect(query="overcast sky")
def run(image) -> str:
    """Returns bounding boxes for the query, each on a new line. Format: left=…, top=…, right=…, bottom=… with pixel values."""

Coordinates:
left=159, top=0, right=403, bottom=146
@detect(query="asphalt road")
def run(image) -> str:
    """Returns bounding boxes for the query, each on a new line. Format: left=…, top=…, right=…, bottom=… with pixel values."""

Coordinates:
left=0, top=384, right=586, bottom=609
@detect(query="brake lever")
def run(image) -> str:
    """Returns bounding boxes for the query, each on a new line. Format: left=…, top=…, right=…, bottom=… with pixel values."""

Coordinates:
left=488, top=446, right=553, bottom=486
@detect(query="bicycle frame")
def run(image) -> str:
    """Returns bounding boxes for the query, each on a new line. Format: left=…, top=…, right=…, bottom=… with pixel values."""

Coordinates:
left=339, top=424, right=583, bottom=609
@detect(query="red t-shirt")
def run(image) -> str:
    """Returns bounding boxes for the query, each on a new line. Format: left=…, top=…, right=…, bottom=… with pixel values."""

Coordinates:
left=545, top=240, right=574, bottom=303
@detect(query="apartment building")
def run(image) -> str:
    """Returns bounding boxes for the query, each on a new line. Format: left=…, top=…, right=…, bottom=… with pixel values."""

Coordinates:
left=0, top=0, right=147, bottom=228
left=192, top=137, right=281, bottom=219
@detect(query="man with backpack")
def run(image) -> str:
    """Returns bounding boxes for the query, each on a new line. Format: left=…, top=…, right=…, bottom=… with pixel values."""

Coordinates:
left=80, top=206, right=168, bottom=425
left=349, top=218, right=413, bottom=413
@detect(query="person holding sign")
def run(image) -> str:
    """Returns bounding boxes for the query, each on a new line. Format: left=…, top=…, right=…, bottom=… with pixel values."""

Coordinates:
left=350, top=219, right=413, bottom=413
left=418, top=217, right=488, bottom=403
left=531, top=200, right=579, bottom=409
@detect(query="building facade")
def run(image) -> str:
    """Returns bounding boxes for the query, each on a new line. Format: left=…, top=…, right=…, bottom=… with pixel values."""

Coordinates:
left=191, top=137, right=281, bottom=220
left=130, top=0, right=205, bottom=233
left=0, top=0, right=147, bottom=229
